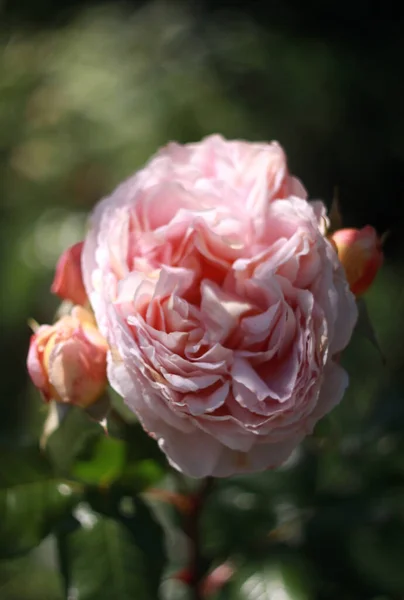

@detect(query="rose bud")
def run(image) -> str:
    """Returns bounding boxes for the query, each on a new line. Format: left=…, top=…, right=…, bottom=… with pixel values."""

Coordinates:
left=330, top=226, right=383, bottom=296
left=199, top=562, right=235, bottom=597
left=51, top=241, right=87, bottom=306
left=27, top=306, right=108, bottom=408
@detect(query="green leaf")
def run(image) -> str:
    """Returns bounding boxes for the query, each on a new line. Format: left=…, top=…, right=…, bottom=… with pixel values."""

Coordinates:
left=71, top=421, right=164, bottom=490
left=48, top=403, right=164, bottom=491
left=355, top=297, right=386, bottom=364
left=349, top=519, right=404, bottom=595
left=86, top=488, right=167, bottom=586
left=46, top=406, right=103, bottom=476
left=72, top=436, right=125, bottom=486
left=107, top=412, right=163, bottom=464
left=58, top=495, right=167, bottom=600
left=0, top=545, right=64, bottom=600
left=107, top=412, right=167, bottom=490
left=120, top=458, right=165, bottom=492
left=109, top=389, right=139, bottom=425
left=201, top=481, right=276, bottom=556
left=0, top=448, right=83, bottom=558
left=84, top=393, right=111, bottom=424
left=40, top=402, right=70, bottom=450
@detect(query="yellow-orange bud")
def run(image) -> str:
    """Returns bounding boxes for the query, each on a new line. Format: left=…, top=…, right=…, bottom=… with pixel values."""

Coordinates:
left=27, top=306, right=108, bottom=408
left=330, top=226, right=383, bottom=296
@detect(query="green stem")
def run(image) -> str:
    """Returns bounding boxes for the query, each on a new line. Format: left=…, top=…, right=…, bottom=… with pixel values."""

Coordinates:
left=186, top=477, right=214, bottom=600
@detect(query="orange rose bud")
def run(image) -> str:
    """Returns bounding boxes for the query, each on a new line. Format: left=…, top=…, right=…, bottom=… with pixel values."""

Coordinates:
left=27, top=306, right=108, bottom=408
left=330, top=226, right=383, bottom=296
left=51, top=241, right=87, bottom=306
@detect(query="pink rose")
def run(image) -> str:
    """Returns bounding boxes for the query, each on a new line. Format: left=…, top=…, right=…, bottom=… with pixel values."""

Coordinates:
left=27, top=306, right=108, bottom=408
left=82, top=135, right=357, bottom=477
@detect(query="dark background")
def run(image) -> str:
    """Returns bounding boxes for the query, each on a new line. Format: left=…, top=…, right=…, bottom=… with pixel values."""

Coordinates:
left=1, top=1, right=404, bottom=598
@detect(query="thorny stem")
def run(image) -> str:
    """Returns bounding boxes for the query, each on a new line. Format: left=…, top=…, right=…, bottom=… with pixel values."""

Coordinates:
left=185, top=477, right=214, bottom=600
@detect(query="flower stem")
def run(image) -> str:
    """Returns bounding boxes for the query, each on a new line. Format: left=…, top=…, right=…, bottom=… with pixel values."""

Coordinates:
left=185, top=477, right=214, bottom=600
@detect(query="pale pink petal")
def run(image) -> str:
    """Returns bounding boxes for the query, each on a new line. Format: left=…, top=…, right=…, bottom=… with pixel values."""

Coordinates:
left=81, top=135, right=358, bottom=478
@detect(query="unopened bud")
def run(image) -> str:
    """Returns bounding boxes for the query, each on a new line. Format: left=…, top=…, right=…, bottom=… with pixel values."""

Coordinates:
left=200, top=562, right=235, bottom=597
left=27, top=306, right=107, bottom=408
left=51, top=241, right=87, bottom=306
left=330, top=226, right=383, bottom=296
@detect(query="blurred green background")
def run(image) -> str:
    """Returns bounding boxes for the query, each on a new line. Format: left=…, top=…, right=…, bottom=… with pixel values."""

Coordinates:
left=1, top=1, right=404, bottom=598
